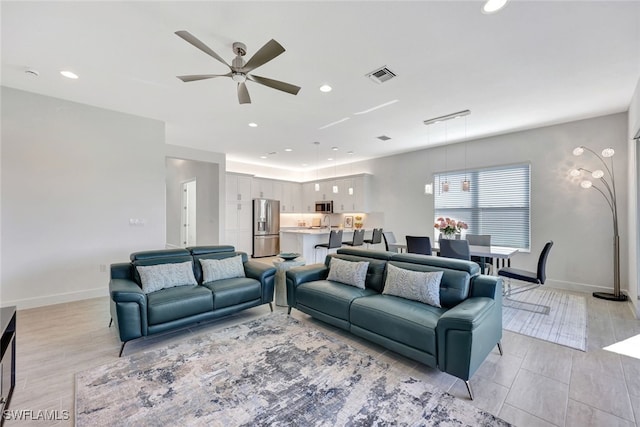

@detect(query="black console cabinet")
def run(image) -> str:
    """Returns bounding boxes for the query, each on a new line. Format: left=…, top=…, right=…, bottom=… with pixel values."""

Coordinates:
left=0, top=306, right=16, bottom=423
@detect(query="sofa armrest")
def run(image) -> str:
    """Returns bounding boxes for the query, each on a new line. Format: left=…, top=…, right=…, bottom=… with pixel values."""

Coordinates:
left=109, top=278, right=148, bottom=343
left=243, top=260, right=276, bottom=282
left=437, top=297, right=496, bottom=332
left=110, top=263, right=133, bottom=280
left=469, top=274, right=502, bottom=300
left=243, top=260, right=277, bottom=304
left=285, top=264, right=329, bottom=307
left=436, top=296, right=502, bottom=381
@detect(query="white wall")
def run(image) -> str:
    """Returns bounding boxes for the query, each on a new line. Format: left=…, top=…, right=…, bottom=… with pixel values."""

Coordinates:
left=1, top=87, right=166, bottom=308
left=165, top=158, right=220, bottom=247
left=627, top=76, right=640, bottom=316
left=349, top=113, right=629, bottom=296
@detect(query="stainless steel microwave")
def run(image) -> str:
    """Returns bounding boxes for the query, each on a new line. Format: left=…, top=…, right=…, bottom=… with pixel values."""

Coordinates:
left=315, top=201, right=333, bottom=213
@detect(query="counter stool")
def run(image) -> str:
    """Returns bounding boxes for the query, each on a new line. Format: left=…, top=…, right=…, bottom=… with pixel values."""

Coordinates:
left=364, top=228, right=383, bottom=248
left=314, top=229, right=343, bottom=262
left=343, top=229, right=365, bottom=247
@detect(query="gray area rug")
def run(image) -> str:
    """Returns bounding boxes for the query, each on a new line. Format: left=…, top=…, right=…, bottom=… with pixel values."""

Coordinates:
left=76, top=313, right=511, bottom=426
left=503, top=288, right=587, bottom=351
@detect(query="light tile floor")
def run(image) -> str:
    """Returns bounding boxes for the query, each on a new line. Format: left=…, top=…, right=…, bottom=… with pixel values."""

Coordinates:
left=5, top=285, right=640, bottom=426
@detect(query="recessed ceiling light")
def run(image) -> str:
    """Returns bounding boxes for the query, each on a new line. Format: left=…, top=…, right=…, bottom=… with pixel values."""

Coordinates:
left=347, top=151, right=354, bottom=155
left=482, top=0, right=509, bottom=14
left=331, top=147, right=339, bottom=151
left=248, top=122, right=258, bottom=127
left=327, top=157, right=333, bottom=161
left=319, top=84, right=332, bottom=93
left=284, top=148, right=293, bottom=152
left=260, top=155, right=267, bottom=159
left=60, top=70, right=79, bottom=79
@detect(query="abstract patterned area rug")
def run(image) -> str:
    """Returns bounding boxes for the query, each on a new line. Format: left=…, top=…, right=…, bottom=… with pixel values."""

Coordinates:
left=76, top=313, right=510, bottom=426
left=503, top=288, right=587, bottom=351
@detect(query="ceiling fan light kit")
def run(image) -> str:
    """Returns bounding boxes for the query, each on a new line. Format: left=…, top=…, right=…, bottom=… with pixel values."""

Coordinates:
left=175, top=31, right=301, bottom=104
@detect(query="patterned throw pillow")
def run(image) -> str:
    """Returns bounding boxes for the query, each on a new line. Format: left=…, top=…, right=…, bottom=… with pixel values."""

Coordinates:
left=382, top=264, right=443, bottom=308
left=200, top=255, right=246, bottom=283
left=136, top=261, right=197, bottom=294
left=327, top=257, right=369, bottom=289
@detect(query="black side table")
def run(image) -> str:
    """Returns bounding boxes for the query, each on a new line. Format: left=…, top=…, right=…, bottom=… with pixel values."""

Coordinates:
left=0, top=306, right=16, bottom=423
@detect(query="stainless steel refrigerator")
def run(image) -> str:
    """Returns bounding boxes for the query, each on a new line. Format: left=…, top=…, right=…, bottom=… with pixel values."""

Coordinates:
left=252, top=198, right=280, bottom=257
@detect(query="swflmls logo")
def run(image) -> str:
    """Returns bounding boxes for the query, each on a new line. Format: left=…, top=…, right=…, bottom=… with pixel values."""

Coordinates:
left=3, top=409, right=70, bottom=421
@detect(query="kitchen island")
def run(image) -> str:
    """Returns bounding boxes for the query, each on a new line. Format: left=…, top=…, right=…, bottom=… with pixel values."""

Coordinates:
left=280, top=228, right=366, bottom=263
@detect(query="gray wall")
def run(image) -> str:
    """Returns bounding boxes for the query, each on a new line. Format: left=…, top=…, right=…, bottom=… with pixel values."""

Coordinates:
left=1, top=87, right=166, bottom=308
left=165, top=158, right=220, bottom=247
left=355, top=113, right=629, bottom=296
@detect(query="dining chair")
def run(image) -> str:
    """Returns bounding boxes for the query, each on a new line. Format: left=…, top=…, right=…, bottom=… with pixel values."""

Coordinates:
left=439, top=238, right=471, bottom=260
left=314, top=229, right=343, bottom=262
left=465, top=234, right=493, bottom=274
left=382, top=231, right=397, bottom=251
left=343, top=229, right=365, bottom=247
left=405, top=236, right=432, bottom=255
left=364, top=228, right=383, bottom=248
left=499, top=241, right=554, bottom=297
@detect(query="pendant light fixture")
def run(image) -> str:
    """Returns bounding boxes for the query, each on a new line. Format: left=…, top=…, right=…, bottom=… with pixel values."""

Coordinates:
left=347, top=151, right=354, bottom=195
left=331, top=147, right=339, bottom=194
left=314, top=141, right=320, bottom=191
left=424, top=125, right=434, bottom=195
left=442, top=122, right=449, bottom=193
left=462, top=115, right=471, bottom=192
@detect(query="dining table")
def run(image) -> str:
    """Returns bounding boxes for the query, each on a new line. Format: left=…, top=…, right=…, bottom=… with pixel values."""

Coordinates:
left=388, top=242, right=519, bottom=275
left=433, top=243, right=519, bottom=275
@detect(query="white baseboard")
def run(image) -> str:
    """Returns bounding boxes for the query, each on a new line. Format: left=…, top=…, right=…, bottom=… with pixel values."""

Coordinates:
left=1, top=287, right=109, bottom=310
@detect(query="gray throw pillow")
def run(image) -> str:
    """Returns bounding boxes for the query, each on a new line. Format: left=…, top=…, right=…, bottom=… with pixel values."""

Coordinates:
left=382, top=263, right=443, bottom=308
left=200, top=255, right=246, bottom=283
left=327, top=257, right=369, bottom=289
left=136, top=261, right=197, bottom=294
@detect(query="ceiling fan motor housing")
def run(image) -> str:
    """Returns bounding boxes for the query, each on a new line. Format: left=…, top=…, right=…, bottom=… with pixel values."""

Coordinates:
left=232, top=42, right=247, bottom=56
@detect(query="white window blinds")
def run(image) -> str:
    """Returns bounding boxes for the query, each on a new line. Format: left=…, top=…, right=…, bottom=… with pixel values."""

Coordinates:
left=434, top=163, right=530, bottom=250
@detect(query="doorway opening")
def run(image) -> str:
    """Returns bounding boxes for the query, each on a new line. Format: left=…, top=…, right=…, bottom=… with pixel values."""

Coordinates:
left=181, top=179, right=197, bottom=247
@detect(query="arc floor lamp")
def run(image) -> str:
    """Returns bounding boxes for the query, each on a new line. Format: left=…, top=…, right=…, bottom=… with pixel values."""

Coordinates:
left=570, top=145, right=627, bottom=301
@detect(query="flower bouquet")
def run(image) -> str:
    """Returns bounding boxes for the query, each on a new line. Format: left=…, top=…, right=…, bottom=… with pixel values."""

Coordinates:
left=434, top=217, right=468, bottom=239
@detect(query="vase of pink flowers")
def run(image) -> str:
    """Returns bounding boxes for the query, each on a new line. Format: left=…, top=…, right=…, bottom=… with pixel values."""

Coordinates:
left=434, top=217, right=468, bottom=239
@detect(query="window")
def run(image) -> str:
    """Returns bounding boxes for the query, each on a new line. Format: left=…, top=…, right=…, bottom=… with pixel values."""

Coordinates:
left=434, top=163, right=530, bottom=250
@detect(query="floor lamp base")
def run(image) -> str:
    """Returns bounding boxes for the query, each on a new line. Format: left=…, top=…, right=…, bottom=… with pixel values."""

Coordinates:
left=592, top=292, right=628, bottom=302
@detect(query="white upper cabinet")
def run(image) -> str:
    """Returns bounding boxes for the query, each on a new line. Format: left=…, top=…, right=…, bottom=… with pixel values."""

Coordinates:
left=226, top=173, right=252, bottom=202
left=252, top=178, right=273, bottom=199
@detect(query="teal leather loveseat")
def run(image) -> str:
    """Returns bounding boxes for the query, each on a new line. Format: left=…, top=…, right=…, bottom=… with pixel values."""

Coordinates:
left=286, top=248, right=503, bottom=399
left=109, top=245, right=276, bottom=356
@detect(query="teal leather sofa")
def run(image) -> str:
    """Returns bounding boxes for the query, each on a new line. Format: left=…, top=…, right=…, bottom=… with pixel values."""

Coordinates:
left=286, top=247, right=503, bottom=399
left=109, top=245, right=276, bottom=356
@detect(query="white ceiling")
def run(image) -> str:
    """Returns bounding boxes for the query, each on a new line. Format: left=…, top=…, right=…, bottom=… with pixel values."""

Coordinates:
left=2, top=1, right=639, bottom=171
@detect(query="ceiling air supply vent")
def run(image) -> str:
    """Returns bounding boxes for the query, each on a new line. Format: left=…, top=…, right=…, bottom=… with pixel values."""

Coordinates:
left=377, top=135, right=391, bottom=141
left=366, top=66, right=397, bottom=84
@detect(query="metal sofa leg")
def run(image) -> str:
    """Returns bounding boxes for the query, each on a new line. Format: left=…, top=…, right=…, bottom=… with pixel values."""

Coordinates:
left=497, top=341, right=503, bottom=356
left=269, top=302, right=273, bottom=312
left=119, top=342, right=127, bottom=358
left=108, top=318, right=113, bottom=328
left=287, top=306, right=292, bottom=315
left=465, top=381, right=474, bottom=400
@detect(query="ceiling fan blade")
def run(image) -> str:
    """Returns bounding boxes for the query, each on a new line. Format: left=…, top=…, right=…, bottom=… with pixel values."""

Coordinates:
left=177, top=73, right=231, bottom=82
left=175, top=30, right=230, bottom=68
left=247, top=74, right=301, bottom=95
left=241, top=39, right=285, bottom=73
left=238, top=82, right=251, bottom=104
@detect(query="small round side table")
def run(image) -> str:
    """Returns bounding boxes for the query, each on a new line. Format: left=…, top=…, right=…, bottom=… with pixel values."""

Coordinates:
left=273, top=258, right=305, bottom=307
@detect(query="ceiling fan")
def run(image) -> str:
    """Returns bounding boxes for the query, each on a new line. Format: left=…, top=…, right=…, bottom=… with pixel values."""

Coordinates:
left=175, top=30, right=301, bottom=104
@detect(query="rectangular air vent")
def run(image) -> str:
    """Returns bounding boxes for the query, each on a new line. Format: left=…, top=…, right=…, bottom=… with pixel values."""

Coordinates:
left=366, top=66, right=397, bottom=84
left=376, top=135, right=391, bottom=141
